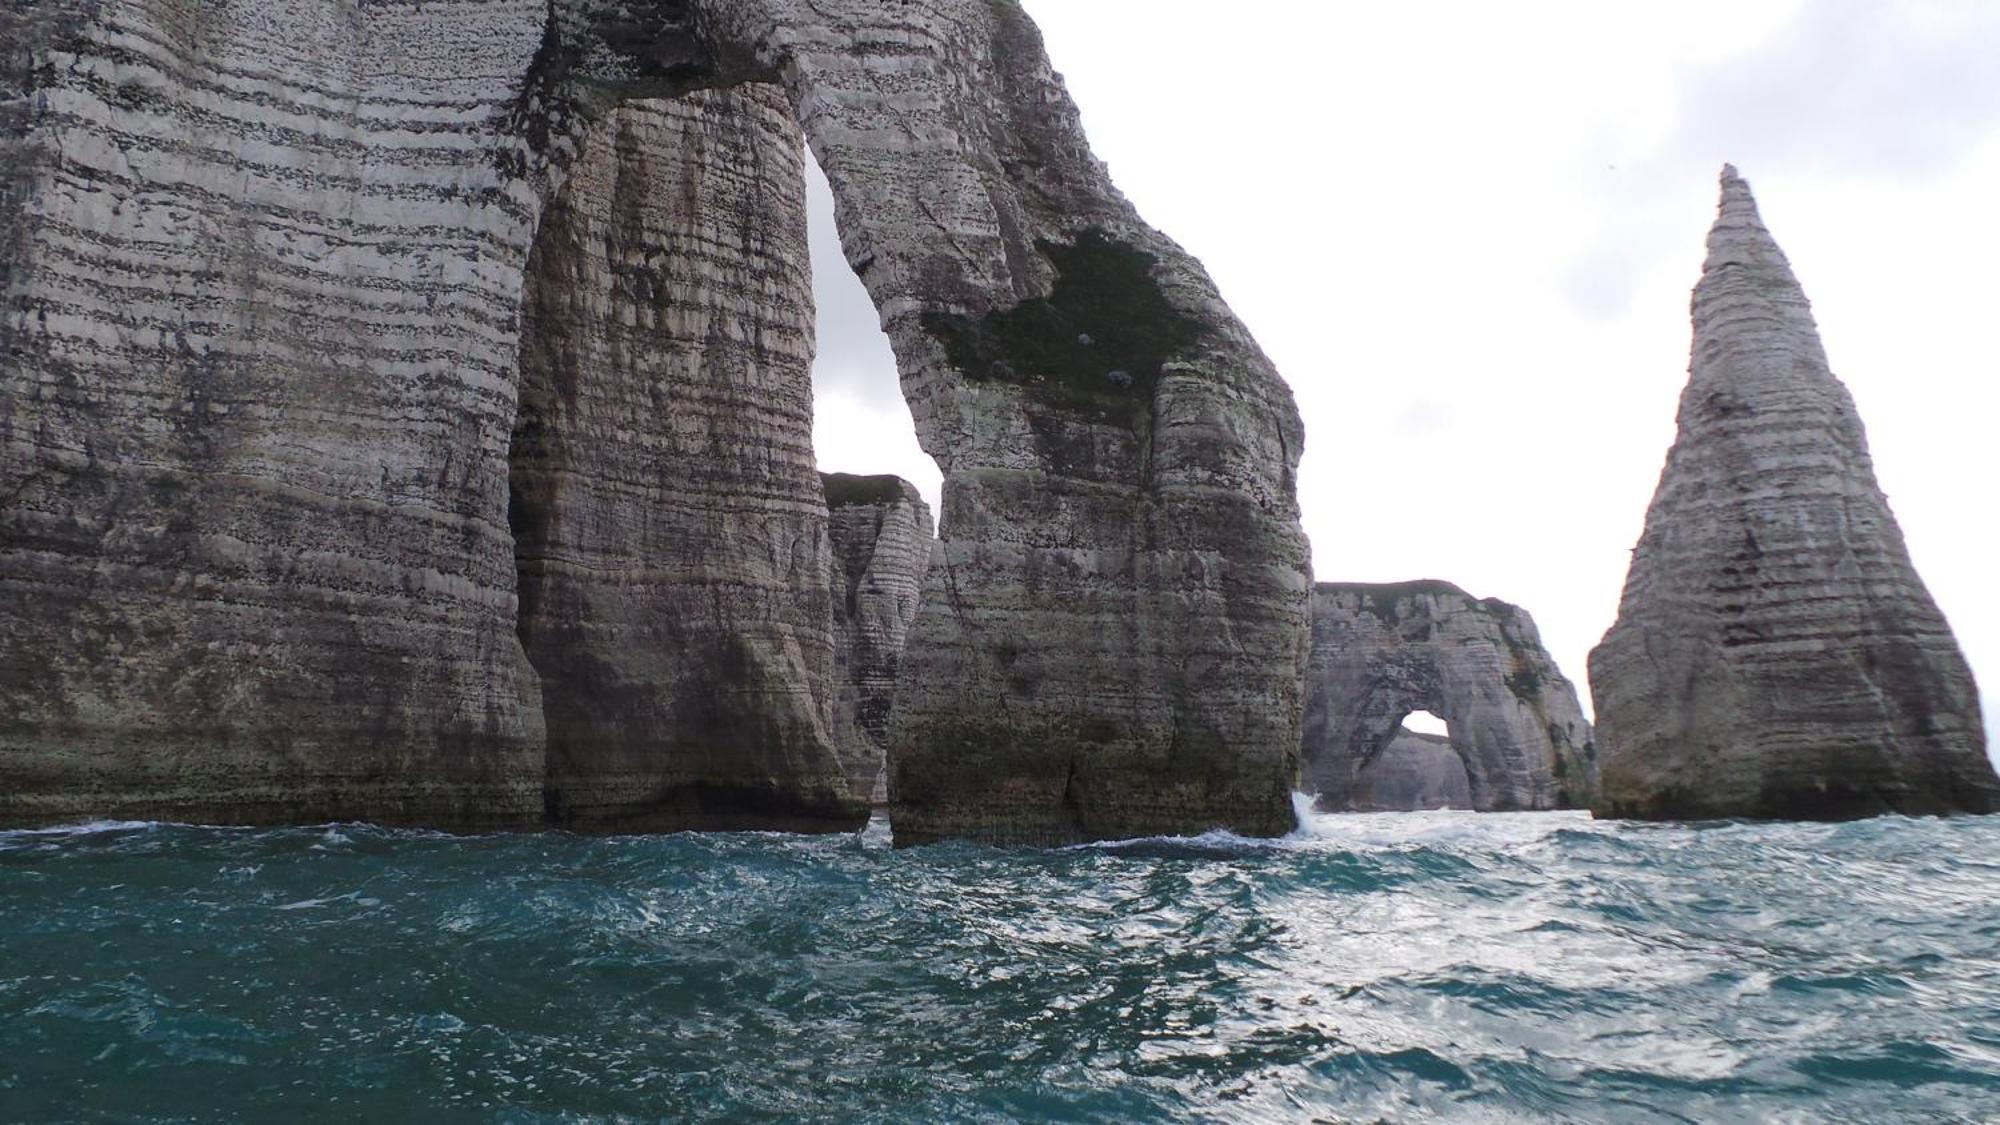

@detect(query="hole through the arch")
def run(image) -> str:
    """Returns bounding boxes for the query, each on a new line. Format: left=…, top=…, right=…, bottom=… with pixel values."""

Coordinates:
left=1355, top=710, right=1470, bottom=812
left=1401, top=710, right=1449, bottom=738
left=803, top=146, right=943, bottom=511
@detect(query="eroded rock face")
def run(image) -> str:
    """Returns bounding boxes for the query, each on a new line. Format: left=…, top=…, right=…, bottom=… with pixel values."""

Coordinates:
left=0, top=0, right=1309, bottom=840
left=1351, top=731, right=1473, bottom=813
left=516, top=91, right=864, bottom=833
left=752, top=3, right=1312, bottom=846
left=1304, top=582, right=1596, bottom=812
left=823, top=474, right=934, bottom=806
left=0, top=0, right=556, bottom=828
left=1588, top=167, right=1998, bottom=821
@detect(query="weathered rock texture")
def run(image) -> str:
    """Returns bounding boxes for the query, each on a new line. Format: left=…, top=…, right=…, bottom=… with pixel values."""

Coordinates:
left=1589, top=167, right=1998, bottom=821
left=1304, top=582, right=1596, bottom=812
left=823, top=10, right=1310, bottom=847
left=516, top=91, right=863, bottom=833
left=822, top=474, right=933, bottom=806
left=1351, top=731, right=1473, bottom=813
left=0, top=0, right=556, bottom=828
left=0, top=1, right=1309, bottom=841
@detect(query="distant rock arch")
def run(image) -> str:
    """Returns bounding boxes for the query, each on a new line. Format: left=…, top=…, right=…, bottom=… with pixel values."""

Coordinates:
left=1303, top=583, right=1597, bottom=812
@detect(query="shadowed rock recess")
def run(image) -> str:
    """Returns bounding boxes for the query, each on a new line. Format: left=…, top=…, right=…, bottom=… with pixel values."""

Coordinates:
left=0, top=1, right=1309, bottom=841
left=1589, top=167, right=1998, bottom=821
left=1351, top=731, right=1473, bottom=813
left=1303, top=583, right=1597, bottom=812
left=823, top=474, right=934, bottom=806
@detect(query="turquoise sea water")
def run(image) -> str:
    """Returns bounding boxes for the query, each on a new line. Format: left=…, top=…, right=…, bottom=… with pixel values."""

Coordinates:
left=3, top=802, right=1997, bottom=1123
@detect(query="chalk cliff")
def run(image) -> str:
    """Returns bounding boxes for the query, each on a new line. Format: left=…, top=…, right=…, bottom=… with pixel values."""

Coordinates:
left=726, top=1, right=1313, bottom=846
left=1588, top=167, right=1998, bottom=820
left=0, top=0, right=558, bottom=827
left=823, top=474, right=933, bottom=806
left=517, top=91, right=864, bottom=833
left=1304, top=582, right=1596, bottom=812
left=0, top=0, right=1310, bottom=840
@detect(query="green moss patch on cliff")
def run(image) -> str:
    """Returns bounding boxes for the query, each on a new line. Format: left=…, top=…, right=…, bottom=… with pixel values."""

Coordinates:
left=921, top=229, right=1202, bottom=426
left=822, top=473, right=907, bottom=509
left=1320, top=580, right=1467, bottom=624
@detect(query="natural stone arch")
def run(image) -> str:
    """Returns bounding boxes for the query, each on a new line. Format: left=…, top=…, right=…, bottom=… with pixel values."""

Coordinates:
left=0, top=1, right=1309, bottom=843
left=1302, top=583, right=1597, bottom=812
left=521, top=1, right=1315, bottom=840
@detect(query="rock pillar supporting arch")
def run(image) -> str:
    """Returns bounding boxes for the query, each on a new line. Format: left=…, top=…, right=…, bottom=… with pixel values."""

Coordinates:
left=513, top=88, right=865, bottom=832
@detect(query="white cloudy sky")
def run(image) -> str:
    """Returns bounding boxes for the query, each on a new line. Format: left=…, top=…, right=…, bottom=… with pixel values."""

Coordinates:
left=808, top=0, right=2000, bottom=763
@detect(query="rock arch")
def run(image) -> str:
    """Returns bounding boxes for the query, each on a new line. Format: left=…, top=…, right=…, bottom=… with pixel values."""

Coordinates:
left=0, top=1, right=1309, bottom=842
left=1303, top=583, right=1597, bottom=812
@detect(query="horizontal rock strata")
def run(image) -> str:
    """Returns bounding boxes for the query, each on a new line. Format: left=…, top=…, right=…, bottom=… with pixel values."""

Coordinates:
left=734, top=0, right=1313, bottom=846
left=1304, top=582, right=1596, bottom=812
left=1589, top=166, right=1998, bottom=821
left=517, top=91, right=864, bottom=833
left=0, top=0, right=556, bottom=828
left=823, top=474, right=934, bottom=806
left=0, top=0, right=1310, bottom=841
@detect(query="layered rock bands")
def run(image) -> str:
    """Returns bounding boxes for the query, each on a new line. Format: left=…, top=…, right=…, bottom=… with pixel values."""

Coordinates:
left=1304, top=582, right=1597, bottom=813
left=823, top=474, right=933, bottom=806
left=1588, top=167, right=1998, bottom=821
left=0, top=1, right=1310, bottom=841
left=517, top=90, right=863, bottom=832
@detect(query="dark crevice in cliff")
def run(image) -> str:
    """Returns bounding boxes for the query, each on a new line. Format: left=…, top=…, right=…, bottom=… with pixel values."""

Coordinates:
left=508, top=305, right=559, bottom=825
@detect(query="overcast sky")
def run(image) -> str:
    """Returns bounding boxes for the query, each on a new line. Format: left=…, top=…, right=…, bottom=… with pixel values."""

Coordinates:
left=808, top=0, right=2000, bottom=765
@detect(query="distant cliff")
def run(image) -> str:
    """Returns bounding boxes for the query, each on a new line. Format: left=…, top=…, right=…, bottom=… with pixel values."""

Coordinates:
left=1304, top=582, right=1596, bottom=812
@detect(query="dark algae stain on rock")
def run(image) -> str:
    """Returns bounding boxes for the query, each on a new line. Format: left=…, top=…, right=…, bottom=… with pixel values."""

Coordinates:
left=822, top=472, right=910, bottom=510
left=922, top=229, right=1203, bottom=425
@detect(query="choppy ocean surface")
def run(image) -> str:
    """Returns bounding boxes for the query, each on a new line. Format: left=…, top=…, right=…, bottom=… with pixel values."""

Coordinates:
left=3, top=801, right=1997, bottom=1123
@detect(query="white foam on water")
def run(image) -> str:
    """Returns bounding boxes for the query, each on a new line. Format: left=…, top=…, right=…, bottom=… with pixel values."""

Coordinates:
left=0, top=819, right=169, bottom=838
left=1288, top=793, right=1595, bottom=851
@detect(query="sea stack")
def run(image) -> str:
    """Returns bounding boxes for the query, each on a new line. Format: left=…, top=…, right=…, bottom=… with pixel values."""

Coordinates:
left=823, top=474, right=935, bottom=806
left=1302, top=582, right=1596, bottom=812
left=1588, top=166, right=1998, bottom=821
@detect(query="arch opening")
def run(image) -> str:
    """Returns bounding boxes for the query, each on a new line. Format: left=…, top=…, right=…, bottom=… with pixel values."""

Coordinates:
left=1350, top=710, right=1473, bottom=812
left=803, top=145, right=942, bottom=512
left=1401, top=709, right=1449, bottom=738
